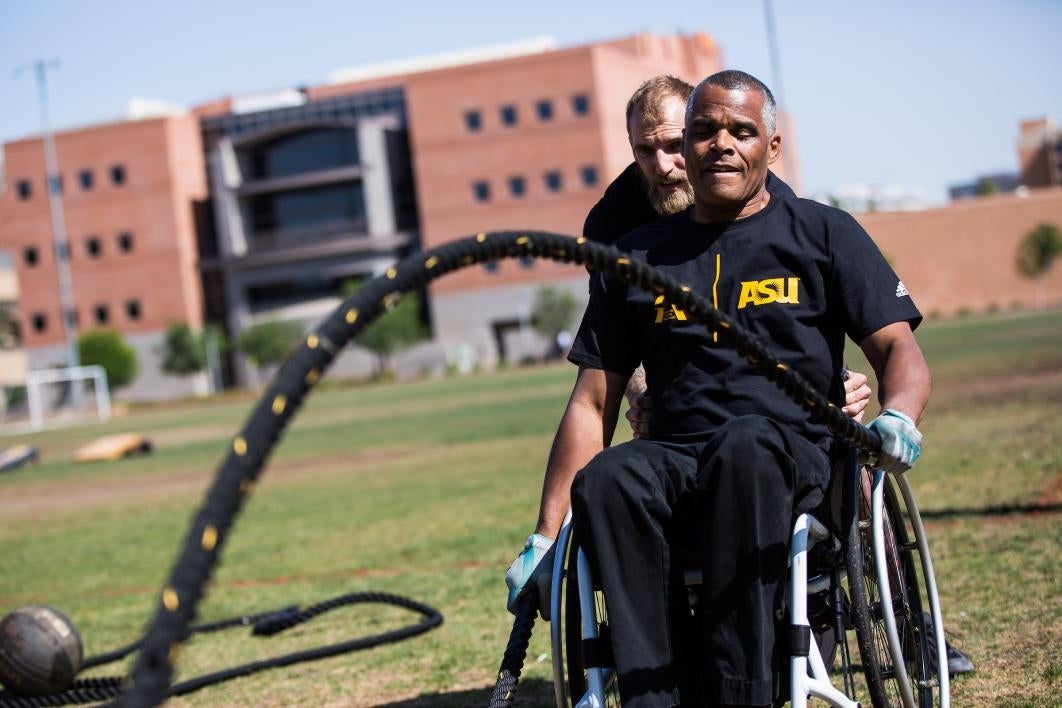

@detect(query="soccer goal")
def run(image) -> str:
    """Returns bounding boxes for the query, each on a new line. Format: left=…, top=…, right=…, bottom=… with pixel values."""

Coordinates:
left=23, top=365, right=112, bottom=431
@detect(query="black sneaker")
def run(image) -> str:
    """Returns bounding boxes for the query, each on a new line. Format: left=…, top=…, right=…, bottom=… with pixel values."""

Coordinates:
left=946, top=641, right=974, bottom=676
left=922, top=612, right=974, bottom=676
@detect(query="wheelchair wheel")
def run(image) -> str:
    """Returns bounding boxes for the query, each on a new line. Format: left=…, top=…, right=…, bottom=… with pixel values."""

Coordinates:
left=560, top=533, right=622, bottom=707
left=845, top=466, right=934, bottom=707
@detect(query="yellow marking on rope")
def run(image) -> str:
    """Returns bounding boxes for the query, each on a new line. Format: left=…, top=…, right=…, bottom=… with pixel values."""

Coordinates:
left=717, top=321, right=730, bottom=328
left=201, top=525, right=218, bottom=551
left=162, top=587, right=179, bottom=611
left=461, top=255, right=474, bottom=265
left=747, top=355, right=759, bottom=364
left=424, top=256, right=439, bottom=269
left=386, top=267, right=397, bottom=279
left=306, top=369, right=320, bottom=385
left=576, top=237, right=587, bottom=245
left=616, top=257, right=631, bottom=266
left=272, top=395, right=287, bottom=415
left=345, top=308, right=359, bottom=324
left=233, top=437, right=247, bottom=456
left=680, top=285, right=691, bottom=292
left=476, top=232, right=487, bottom=242
left=776, top=362, right=789, bottom=372
left=516, top=235, right=530, bottom=246
left=306, top=334, right=319, bottom=349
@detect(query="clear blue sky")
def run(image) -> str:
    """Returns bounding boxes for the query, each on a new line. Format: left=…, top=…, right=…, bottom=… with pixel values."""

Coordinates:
left=2, top=0, right=1060, bottom=203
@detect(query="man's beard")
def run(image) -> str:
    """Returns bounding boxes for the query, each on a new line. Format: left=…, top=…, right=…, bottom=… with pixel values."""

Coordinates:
left=644, top=174, right=695, bottom=216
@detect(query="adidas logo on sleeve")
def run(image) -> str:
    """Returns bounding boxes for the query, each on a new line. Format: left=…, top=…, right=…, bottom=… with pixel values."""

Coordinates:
left=895, top=281, right=909, bottom=297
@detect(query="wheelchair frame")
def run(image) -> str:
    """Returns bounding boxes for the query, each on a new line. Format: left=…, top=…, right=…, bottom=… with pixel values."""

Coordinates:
left=549, top=451, right=950, bottom=708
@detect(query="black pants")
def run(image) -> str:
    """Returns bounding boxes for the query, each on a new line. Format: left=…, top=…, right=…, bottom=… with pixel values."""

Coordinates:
left=570, top=415, right=830, bottom=707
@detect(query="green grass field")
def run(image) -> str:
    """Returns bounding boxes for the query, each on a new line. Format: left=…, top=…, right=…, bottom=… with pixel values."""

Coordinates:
left=1, top=309, right=1059, bottom=707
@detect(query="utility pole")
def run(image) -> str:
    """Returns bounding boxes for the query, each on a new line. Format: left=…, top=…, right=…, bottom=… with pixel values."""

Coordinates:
left=15, top=59, right=80, bottom=370
left=763, top=0, right=788, bottom=111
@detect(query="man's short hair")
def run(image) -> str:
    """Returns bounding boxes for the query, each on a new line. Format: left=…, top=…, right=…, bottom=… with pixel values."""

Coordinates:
left=625, top=75, right=694, bottom=136
left=688, top=70, right=777, bottom=135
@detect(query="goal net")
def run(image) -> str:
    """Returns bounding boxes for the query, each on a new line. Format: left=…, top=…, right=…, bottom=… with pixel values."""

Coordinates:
left=2, top=365, right=112, bottom=432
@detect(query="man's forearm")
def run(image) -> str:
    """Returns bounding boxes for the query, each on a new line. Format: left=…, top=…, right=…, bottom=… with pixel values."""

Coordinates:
left=863, top=325, right=931, bottom=424
left=535, top=400, right=612, bottom=539
left=534, top=369, right=624, bottom=539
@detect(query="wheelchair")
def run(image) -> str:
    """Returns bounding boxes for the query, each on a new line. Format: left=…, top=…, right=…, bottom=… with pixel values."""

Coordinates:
left=547, top=446, right=950, bottom=708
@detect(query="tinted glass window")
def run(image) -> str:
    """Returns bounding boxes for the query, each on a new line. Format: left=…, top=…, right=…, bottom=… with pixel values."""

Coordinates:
left=86, top=237, right=102, bottom=258
left=572, top=94, right=590, bottom=116
left=509, top=176, right=526, bottom=198
left=117, top=232, right=134, bottom=253
left=79, top=170, right=94, bottom=190
left=464, top=110, right=482, bottom=132
left=245, top=182, right=366, bottom=238
left=581, top=165, right=599, bottom=187
left=94, top=304, right=110, bottom=325
left=500, top=105, right=518, bottom=127
left=16, top=180, right=31, bottom=200
left=24, top=247, right=39, bottom=267
left=544, top=170, right=563, bottom=192
left=126, top=300, right=142, bottom=320
left=245, top=127, right=360, bottom=181
left=110, top=165, right=126, bottom=185
left=536, top=100, right=553, bottom=121
left=32, top=313, right=47, bottom=333
left=473, top=181, right=490, bottom=203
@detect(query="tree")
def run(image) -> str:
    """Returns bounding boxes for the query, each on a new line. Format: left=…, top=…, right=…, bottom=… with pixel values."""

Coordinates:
left=160, top=322, right=206, bottom=376
left=532, top=286, right=578, bottom=359
left=79, top=329, right=138, bottom=389
left=354, top=293, right=429, bottom=379
left=1016, top=222, right=1062, bottom=309
left=237, top=320, right=303, bottom=376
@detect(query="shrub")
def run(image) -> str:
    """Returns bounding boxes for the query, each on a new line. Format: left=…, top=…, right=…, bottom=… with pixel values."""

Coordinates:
left=79, top=329, right=138, bottom=389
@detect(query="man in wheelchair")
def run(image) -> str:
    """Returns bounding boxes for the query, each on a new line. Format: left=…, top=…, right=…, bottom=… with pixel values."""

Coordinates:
left=506, top=71, right=931, bottom=707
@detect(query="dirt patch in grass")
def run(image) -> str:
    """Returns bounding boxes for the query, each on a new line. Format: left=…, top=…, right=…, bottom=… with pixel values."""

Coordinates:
left=0, top=444, right=440, bottom=519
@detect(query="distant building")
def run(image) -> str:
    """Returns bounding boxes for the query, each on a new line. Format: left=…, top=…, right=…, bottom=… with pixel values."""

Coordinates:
left=0, top=115, right=208, bottom=400
left=1018, top=117, right=1062, bottom=189
left=0, top=250, right=27, bottom=390
left=948, top=172, right=1022, bottom=201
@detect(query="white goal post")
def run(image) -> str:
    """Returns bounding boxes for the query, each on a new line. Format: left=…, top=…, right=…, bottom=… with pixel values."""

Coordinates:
left=25, top=365, right=112, bottom=431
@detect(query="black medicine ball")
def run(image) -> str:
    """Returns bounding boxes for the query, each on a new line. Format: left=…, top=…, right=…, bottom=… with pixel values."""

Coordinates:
left=0, top=605, right=83, bottom=696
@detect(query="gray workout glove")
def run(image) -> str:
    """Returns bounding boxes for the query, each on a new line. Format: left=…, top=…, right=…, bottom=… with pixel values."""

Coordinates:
left=505, top=533, right=555, bottom=619
left=868, top=409, right=923, bottom=474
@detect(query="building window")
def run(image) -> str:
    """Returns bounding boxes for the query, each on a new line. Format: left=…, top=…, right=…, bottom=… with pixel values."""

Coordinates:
left=117, top=231, right=134, bottom=253
left=536, top=99, right=554, bottom=122
left=581, top=165, right=599, bottom=187
left=245, top=182, right=367, bottom=240
left=544, top=170, right=563, bottom=193
left=47, top=175, right=63, bottom=195
left=464, top=110, right=482, bottom=132
left=500, top=104, right=518, bottom=127
left=86, top=236, right=102, bottom=258
left=244, top=127, right=359, bottom=181
left=126, top=300, right=142, bottom=321
left=23, top=246, right=39, bottom=267
left=31, top=313, right=47, bottom=333
left=110, top=165, right=126, bottom=186
left=16, top=180, right=32, bottom=200
left=508, top=176, right=526, bottom=198
left=93, top=304, right=110, bottom=325
left=572, top=93, right=590, bottom=116
left=472, top=180, right=491, bottom=203
left=79, top=169, right=94, bottom=191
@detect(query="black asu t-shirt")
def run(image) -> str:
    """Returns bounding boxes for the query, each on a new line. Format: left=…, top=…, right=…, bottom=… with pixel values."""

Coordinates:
left=569, top=186, right=922, bottom=446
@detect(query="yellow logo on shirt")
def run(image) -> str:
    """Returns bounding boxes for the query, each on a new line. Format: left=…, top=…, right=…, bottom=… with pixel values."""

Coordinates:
left=654, top=294, right=688, bottom=323
left=737, top=277, right=800, bottom=309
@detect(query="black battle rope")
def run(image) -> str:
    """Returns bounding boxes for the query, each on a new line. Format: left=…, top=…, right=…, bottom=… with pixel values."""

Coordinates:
left=108, top=231, right=882, bottom=707
left=487, top=594, right=537, bottom=708
left=0, top=592, right=441, bottom=707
